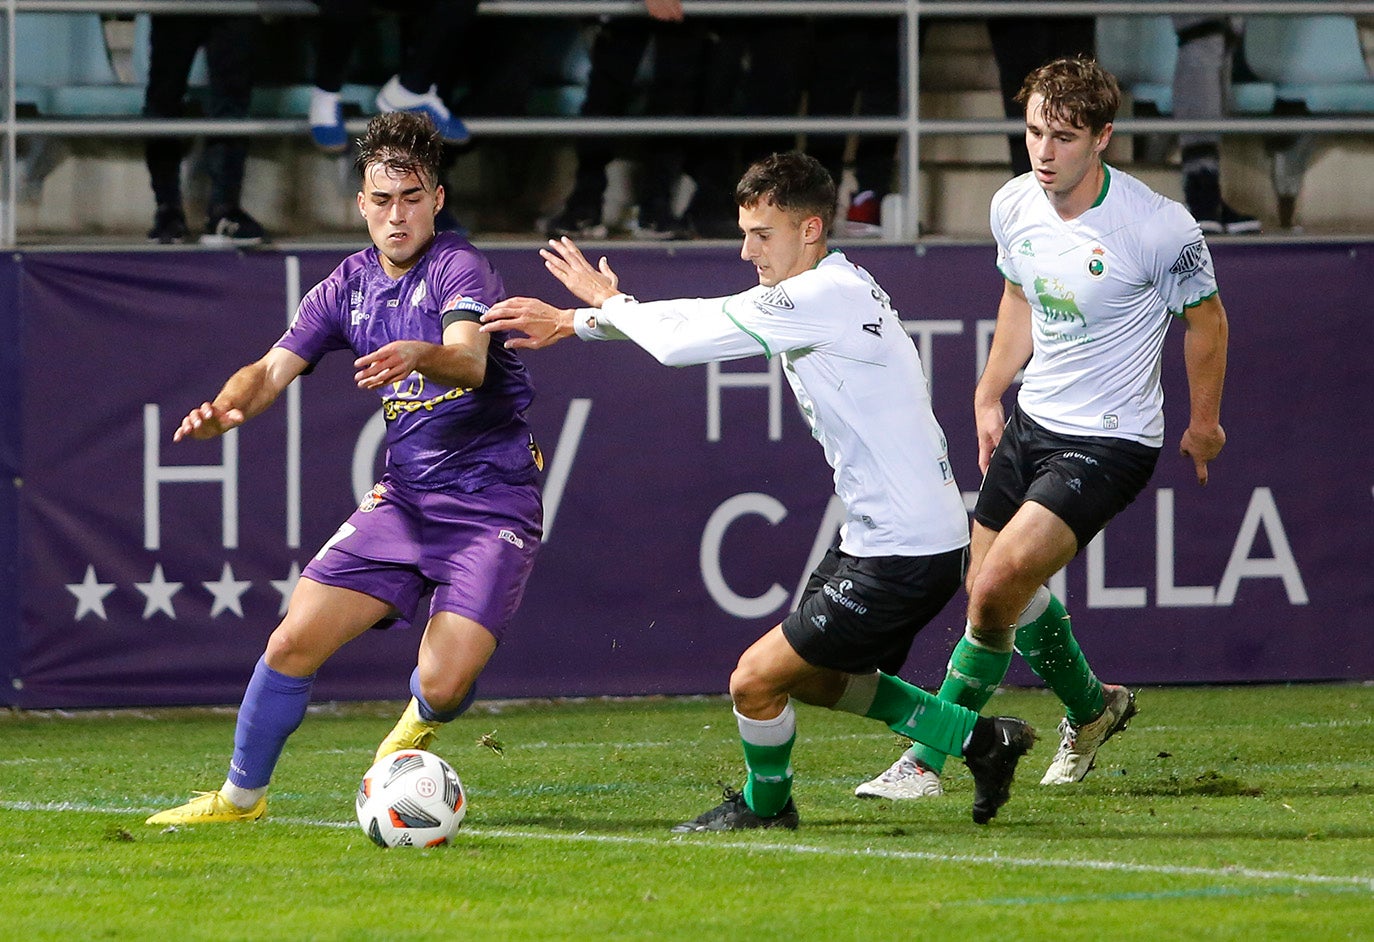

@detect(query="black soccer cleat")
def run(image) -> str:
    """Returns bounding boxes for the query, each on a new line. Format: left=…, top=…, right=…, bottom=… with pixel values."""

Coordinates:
left=670, top=786, right=799, bottom=833
left=964, top=716, right=1037, bottom=824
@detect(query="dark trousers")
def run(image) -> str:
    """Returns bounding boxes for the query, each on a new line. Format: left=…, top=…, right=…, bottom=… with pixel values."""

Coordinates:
left=806, top=17, right=902, bottom=198
left=564, top=17, right=709, bottom=224
left=143, top=15, right=256, bottom=211
left=313, top=0, right=480, bottom=95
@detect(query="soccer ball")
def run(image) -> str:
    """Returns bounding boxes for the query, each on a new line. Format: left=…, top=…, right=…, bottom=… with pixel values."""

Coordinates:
left=356, top=749, right=467, bottom=847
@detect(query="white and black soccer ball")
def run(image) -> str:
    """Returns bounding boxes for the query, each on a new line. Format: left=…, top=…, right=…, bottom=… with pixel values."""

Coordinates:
left=356, top=749, right=467, bottom=848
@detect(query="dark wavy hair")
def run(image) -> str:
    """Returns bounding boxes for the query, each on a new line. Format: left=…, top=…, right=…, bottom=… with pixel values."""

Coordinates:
left=1015, top=56, right=1121, bottom=133
left=735, top=151, right=836, bottom=231
left=354, top=112, right=446, bottom=188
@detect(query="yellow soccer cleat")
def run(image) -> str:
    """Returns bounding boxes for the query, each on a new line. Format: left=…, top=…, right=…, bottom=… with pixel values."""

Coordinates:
left=145, top=790, right=267, bottom=825
left=374, top=696, right=443, bottom=762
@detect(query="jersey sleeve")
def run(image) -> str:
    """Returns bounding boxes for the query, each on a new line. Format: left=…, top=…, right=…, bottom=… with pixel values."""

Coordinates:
left=431, top=243, right=505, bottom=321
left=588, top=292, right=771, bottom=366
left=274, top=278, right=348, bottom=366
left=1144, top=202, right=1219, bottom=316
left=989, top=185, right=1019, bottom=284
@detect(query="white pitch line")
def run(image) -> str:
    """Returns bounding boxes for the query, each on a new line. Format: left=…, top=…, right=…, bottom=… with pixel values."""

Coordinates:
left=6, top=800, right=1371, bottom=892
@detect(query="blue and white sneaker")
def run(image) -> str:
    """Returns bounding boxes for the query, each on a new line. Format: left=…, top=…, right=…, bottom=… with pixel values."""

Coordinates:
left=376, top=76, right=470, bottom=145
left=308, top=87, right=347, bottom=153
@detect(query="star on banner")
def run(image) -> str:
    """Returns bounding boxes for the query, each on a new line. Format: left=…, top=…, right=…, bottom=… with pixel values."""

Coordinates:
left=66, top=564, right=116, bottom=621
left=270, top=561, right=301, bottom=617
left=135, top=563, right=183, bottom=619
left=204, top=562, right=252, bottom=618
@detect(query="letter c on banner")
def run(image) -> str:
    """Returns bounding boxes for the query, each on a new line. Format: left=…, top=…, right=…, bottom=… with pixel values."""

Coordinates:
left=700, top=493, right=789, bottom=619
left=352, top=412, right=388, bottom=504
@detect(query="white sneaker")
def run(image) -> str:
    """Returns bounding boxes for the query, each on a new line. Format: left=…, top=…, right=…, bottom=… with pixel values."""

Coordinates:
left=854, top=755, right=943, bottom=799
left=1039, top=684, right=1138, bottom=785
left=375, top=75, right=470, bottom=144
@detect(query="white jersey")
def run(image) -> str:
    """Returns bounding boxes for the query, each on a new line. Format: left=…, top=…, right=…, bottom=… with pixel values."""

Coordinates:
left=991, top=164, right=1218, bottom=446
left=574, top=251, right=969, bottom=558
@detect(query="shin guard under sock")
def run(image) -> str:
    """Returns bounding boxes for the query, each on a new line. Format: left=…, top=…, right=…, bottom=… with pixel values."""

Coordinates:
left=227, top=657, right=315, bottom=790
left=736, top=703, right=796, bottom=817
left=1015, top=592, right=1104, bottom=726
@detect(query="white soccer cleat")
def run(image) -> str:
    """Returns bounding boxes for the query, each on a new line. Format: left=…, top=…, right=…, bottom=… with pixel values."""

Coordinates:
left=854, top=754, right=944, bottom=799
left=1039, top=684, right=1138, bottom=785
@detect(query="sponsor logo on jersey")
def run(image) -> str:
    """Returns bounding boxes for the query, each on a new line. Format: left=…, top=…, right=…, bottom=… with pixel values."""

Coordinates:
left=1018, top=239, right=1035, bottom=256
left=1102, top=414, right=1119, bottom=430
left=1170, top=240, right=1206, bottom=276
left=756, top=284, right=794, bottom=310
left=350, top=289, right=366, bottom=325
left=498, top=529, right=525, bottom=549
left=411, top=280, right=428, bottom=308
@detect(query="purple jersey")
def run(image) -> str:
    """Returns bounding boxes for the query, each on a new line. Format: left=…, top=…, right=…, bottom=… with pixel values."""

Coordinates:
left=276, top=232, right=539, bottom=492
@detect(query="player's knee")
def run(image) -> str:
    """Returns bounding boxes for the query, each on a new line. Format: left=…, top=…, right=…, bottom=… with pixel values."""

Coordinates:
left=262, top=625, right=319, bottom=676
left=966, top=566, right=1023, bottom=635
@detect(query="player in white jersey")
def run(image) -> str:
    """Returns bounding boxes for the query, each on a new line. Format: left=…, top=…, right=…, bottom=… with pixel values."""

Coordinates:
left=482, top=152, right=1037, bottom=828
left=858, top=57, right=1228, bottom=801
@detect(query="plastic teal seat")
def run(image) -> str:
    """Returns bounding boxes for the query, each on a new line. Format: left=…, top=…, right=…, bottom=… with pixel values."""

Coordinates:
left=1096, top=15, right=1277, bottom=114
left=14, top=13, right=140, bottom=115
left=1244, top=16, right=1374, bottom=113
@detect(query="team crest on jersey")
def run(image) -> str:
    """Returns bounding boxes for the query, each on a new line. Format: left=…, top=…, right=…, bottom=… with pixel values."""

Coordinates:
left=359, top=483, right=387, bottom=512
left=756, top=285, right=794, bottom=310
left=410, top=280, right=428, bottom=307
left=1086, top=246, right=1107, bottom=279
left=1169, top=240, right=1206, bottom=277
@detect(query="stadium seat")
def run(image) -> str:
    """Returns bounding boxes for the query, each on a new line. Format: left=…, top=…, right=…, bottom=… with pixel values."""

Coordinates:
left=1243, top=16, right=1374, bottom=227
left=14, top=13, right=138, bottom=115
left=1244, top=16, right=1374, bottom=113
left=1096, top=15, right=1277, bottom=116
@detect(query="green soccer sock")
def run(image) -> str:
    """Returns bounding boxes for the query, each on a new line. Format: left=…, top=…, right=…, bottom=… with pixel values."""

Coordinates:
left=909, top=635, right=1013, bottom=775
left=1014, top=592, right=1104, bottom=726
left=736, top=704, right=796, bottom=817
left=863, top=672, right=980, bottom=759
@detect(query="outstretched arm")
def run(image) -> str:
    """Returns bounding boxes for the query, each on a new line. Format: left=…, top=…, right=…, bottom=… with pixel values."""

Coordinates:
left=174, top=346, right=308, bottom=441
left=479, top=237, right=624, bottom=349
left=974, top=280, right=1034, bottom=474
left=355, top=319, right=491, bottom=391
left=1179, top=293, right=1228, bottom=485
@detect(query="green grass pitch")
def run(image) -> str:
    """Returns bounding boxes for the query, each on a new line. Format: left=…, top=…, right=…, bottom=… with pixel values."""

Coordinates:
left=2, top=684, right=1371, bottom=940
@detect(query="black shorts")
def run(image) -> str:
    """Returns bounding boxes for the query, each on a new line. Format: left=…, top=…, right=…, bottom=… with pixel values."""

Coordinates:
left=781, top=545, right=966, bottom=675
left=974, top=404, right=1160, bottom=549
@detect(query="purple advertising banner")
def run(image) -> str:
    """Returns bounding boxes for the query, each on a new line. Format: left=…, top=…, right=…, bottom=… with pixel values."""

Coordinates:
left=6, top=241, right=1371, bottom=708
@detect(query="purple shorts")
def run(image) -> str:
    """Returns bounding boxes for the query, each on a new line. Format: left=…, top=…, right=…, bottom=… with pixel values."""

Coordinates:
left=302, top=476, right=542, bottom=641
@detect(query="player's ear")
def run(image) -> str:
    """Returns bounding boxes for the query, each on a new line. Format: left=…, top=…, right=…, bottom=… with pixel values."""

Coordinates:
left=1095, top=122, right=1114, bottom=154
left=357, top=191, right=366, bottom=218
left=434, top=184, right=446, bottom=214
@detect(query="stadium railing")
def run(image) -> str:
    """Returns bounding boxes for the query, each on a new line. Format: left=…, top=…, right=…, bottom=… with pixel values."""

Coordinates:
left=3, top=0, right=1374, bottom=246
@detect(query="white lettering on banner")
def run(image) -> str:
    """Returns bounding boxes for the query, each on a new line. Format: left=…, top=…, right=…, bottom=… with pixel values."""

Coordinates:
left=284, top=255, right=303, bottom=549
left=701, top=493, right=790, bottom=618
left=540, top=398, right=592, bottom=543
left=790, top=494, right=847, bottom=610
left=1156, top=488, right=1216, bottom=606
left=1086, top=529, right=1147, bottom=608
left=143, top=403, right=238, bottom=551
left=706, top=358, right=782, bottom=442
left=904, top=320, right=964, bottom=395
left=352, top=411, right=388, bottom=504
left=1215, top=487, right=1309, bottom=605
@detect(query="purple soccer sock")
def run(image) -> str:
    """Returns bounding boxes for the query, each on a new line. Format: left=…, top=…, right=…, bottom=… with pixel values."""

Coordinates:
left=227, top=657, right=315, bottom=789
left=409, top=667, right=476, bottom=723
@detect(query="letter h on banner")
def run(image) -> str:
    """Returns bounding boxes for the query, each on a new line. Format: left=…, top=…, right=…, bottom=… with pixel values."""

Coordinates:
left=707, top=359, right=782, bottom=442
left=143, top=403, right=239, bottom=550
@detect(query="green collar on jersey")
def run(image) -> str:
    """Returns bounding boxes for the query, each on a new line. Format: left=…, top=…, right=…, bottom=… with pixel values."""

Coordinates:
left=1092, top=163, right=1112, bottom=208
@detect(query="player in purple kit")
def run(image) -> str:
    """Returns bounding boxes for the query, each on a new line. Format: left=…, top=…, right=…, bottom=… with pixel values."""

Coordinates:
left=147, top=112, right=542, bottom=825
